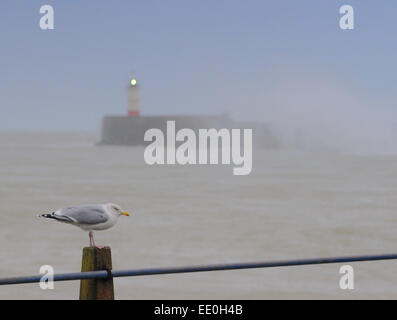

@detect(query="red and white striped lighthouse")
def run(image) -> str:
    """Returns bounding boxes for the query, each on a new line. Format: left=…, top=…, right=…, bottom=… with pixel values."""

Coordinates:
left=127, top=78, right=140, bottom=116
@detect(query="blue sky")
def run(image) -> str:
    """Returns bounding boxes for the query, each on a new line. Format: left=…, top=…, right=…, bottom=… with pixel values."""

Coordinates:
left=0, top=1, right=396, bottom=132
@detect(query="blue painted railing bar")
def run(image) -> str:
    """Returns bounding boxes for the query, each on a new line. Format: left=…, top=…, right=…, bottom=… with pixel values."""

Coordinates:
left=1, top=253, right=397, bottom=286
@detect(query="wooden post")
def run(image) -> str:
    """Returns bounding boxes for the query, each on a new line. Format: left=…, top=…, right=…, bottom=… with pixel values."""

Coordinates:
left=79, top=246, right=114, bottom=300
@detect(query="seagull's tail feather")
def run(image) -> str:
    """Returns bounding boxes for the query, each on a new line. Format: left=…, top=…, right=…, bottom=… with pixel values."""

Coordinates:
left=38, top=212, right=73, bottom=223
left=38, top=212, right=55, bottom=219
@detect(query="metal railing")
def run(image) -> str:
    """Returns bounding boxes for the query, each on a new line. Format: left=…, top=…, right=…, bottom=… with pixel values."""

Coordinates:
left=2, top=253, right=397, bottom=286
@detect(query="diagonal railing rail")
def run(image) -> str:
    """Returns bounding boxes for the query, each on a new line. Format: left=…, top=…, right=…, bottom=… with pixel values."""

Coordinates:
left=1, top=253, right=397, bottom=286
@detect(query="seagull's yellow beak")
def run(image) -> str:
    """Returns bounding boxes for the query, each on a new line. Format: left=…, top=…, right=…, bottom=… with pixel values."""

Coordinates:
left=121, top=211, right=130, bottom=216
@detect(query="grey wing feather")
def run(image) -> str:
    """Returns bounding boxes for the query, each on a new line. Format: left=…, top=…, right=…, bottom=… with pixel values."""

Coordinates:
left=58, top=205, right=108, bottom=225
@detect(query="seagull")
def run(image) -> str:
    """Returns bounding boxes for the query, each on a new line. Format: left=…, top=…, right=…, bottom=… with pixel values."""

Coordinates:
left=39, top=203, right=130, bottom=247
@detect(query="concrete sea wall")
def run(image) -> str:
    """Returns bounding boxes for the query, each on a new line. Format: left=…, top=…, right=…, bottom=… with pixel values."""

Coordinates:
left=99, top=114, right=278, bottom=148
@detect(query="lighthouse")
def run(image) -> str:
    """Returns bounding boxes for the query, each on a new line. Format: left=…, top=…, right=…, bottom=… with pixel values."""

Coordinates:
left=99, top=76, right=279, bottom=148
left=127, top=77, right=140, bottom=116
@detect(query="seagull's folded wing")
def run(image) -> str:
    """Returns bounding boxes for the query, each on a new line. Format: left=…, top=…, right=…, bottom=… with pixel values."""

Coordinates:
left=58, top=205, right=109, bottom=225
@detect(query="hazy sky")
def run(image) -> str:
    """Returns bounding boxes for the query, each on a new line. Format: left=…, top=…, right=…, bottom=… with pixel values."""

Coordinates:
left=1, top=1, right=396, bottom=132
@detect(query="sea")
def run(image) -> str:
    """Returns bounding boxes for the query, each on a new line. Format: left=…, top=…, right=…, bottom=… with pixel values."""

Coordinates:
left=1, top=132, right=397, bottom=299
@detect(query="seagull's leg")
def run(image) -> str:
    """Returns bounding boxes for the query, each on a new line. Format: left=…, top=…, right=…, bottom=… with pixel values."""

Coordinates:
left=89, top=231, right=94, bottom=247
left=89, top=231, right=104, bottom=249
